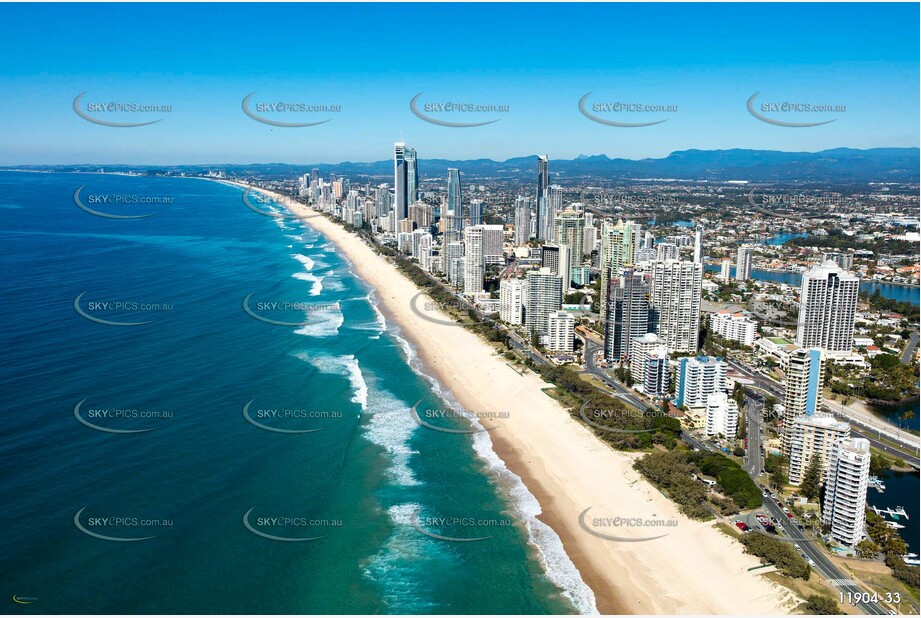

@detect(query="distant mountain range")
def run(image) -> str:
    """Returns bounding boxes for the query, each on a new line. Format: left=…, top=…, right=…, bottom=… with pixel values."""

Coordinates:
left=9, top=147, right=919, bottom=183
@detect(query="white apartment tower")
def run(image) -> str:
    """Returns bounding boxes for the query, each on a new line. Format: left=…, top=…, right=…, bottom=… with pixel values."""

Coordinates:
left=499, top=278, right=527, bottom=325
left=796, top=261, right=860, bottom=353
left=546, top=311, right=575, bottom=353
left=649, top=260, right=702, bottom=354
left=822, top=437, right=871, bottom=547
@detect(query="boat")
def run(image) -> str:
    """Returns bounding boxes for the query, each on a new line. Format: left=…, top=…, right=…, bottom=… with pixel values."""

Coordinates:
left=885, top=521, right=906, bottom=530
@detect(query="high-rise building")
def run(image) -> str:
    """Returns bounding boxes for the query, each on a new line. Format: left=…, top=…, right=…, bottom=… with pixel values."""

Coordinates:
left=546, top=311, right=575, bottom=353
left=535, top=155, right=549, bottom=240
left=444, top=168, right=464, bottom=243
left=480, top=224, right=505, bottom=265
left=541, top=243, right=572, bottom=293
left=544, top=185, right=563, bottom=241
left=405, top=145, right=418, bottom=204
left=463, top=225, right=486, bottom=295
left=823, top=251, right=854, bottom=271
left=525, top=267, right=563, bottom=336
left=693, top=226, right=703, bottom=264
left=554, top=210, right=585, bottom=273
left=394, top=142, right=409, bottom=221
left=736, top=245, right=753, bottom=281
left=705, top=392, right=739, bottom=437
left=599, top=219, right=640, bottom=323
left=649, top=260, right=702, bottom=353
left=676, top=355, right=727, bottom=408
left=629, top=333, right=670, bottom=397
left=787, top=415, right=850, bottom=485
left=469, top=198, right=484, bottom=226
left=499, top=278, right=527, bottom=325
left=514, top=196, right=531, bottom=246
left=709, top=310, right=758, bottom=347
left=796, top=261, right=860, bottom=353
left=443, top=241, right=464, bottom=288
left=409, top=202, right=432, bottom=230
left=719, top=259, right=732, bottom=283
left=656, top=242, right=680, bottom=261
left=604, top=267, right=649, bottom=362
left=822, top=437, right=870, bottom=547
left=781, top=347, right=826, bottom=455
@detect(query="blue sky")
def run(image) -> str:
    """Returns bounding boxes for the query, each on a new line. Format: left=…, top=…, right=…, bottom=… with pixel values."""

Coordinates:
left=0, top=2, right=918, bottom=165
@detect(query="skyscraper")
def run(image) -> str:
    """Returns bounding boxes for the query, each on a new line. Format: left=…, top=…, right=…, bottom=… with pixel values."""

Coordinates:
left=463, top=225, right=486, bottom=295
left=544, top=185, right=563, bottom=241
left=629, top=333, right=670, bottom=397
left=719, top=258, right=731, bottom=283
left=514, top=196, right=531, bottom=246
left=676, top=355, right=727, bottom=408
left=822, top=437, right=870, bottom=547
left=541, top=244, right=572, bottom=293
left=444, top=168, right=464, bottom=243
left=535, top=155, right=549, bottom=241
left=603, top=267, right=649, bottom=362
left=787, top=414, right=850, bottom=485
left=736, top=245, right=753, bottom=281
left=693, top=226, right=703, bottom=264
left=499, top=278, right=527, bottom=325
left=553, top=210, right=585, bottom=274
left=599, top=219, right=640, bottom=323
left=394, top=141, right=409, bottom=221
left=469, top=198, right=484, bottom=226
left=796, top=261, right=860, bottom=353
left=649, top=260, right=702, bottom=354
left=781, top=347, right=826, bottom=454
left=405, top=145, right=418, bottom=204
left=525, top=267, right=563, bottom=336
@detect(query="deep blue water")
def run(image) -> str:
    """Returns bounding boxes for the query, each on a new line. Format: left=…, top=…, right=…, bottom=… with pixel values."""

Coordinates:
left=0, top=172, right=590, bottom=614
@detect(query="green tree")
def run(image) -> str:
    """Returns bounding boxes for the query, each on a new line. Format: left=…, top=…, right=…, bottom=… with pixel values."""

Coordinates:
left=801, top=455, right=823, bottom=502
left=805, top=595, right=840, bottom=615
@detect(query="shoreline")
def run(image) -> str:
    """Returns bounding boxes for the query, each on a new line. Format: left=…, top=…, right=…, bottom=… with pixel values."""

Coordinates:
left=220, top=180, right=800, bottom=615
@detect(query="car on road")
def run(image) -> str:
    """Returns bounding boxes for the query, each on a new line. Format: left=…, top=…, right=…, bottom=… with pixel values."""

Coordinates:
left=808, top=559, right=816, bottom=567
left=734, top=521, right=749, bottom=532
left=794, top=544, right=801, bottom=550
left=770, top=493, right=777, bottom=499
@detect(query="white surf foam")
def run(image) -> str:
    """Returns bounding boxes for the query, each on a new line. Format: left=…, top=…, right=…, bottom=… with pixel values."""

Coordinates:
left=292, top=304, right=342, bottom=337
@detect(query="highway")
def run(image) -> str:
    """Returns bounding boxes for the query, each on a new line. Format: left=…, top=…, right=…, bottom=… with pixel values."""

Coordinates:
left=727, top=357, right=920, bottom=469
left=739, top=390, right=889, bottom=615
left=900, top=330, right=919, bottom=364
left=582, top=338, right=650, bottom=411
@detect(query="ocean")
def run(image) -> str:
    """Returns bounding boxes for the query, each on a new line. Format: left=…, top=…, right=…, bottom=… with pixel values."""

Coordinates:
left=0, top=172, right=593, bottom=614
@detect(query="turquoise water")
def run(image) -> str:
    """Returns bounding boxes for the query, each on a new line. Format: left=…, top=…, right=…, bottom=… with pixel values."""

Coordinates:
left=0, top=172, right=590, bottom=614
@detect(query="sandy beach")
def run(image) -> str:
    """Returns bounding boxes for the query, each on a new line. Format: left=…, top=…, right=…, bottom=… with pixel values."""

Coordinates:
left=230, top=181, right=800, bottom=615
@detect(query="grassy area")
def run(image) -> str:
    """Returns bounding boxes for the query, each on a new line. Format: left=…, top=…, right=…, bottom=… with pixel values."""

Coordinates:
left=763, top=572, right=859, bottom=615
left=831, top=556, right=920, bottom=611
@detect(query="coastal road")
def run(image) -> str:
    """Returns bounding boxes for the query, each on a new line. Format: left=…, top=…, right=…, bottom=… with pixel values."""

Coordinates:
left=582, top=339, right=650, bottom=411
left=757, top=494, right=888, bottom=615
left=900, top=330, right=919, bottom=364
left=742, top=391, right=764, bottom=477
left=727, top=357, right=920, bottom=468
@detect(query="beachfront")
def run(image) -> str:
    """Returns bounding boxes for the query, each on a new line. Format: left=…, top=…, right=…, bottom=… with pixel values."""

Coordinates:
left=231, top=181, right=799, bottom=615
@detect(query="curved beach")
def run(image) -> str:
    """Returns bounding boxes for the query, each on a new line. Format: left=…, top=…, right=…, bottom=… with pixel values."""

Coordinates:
left=233, top=182, right=800, bottom=615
